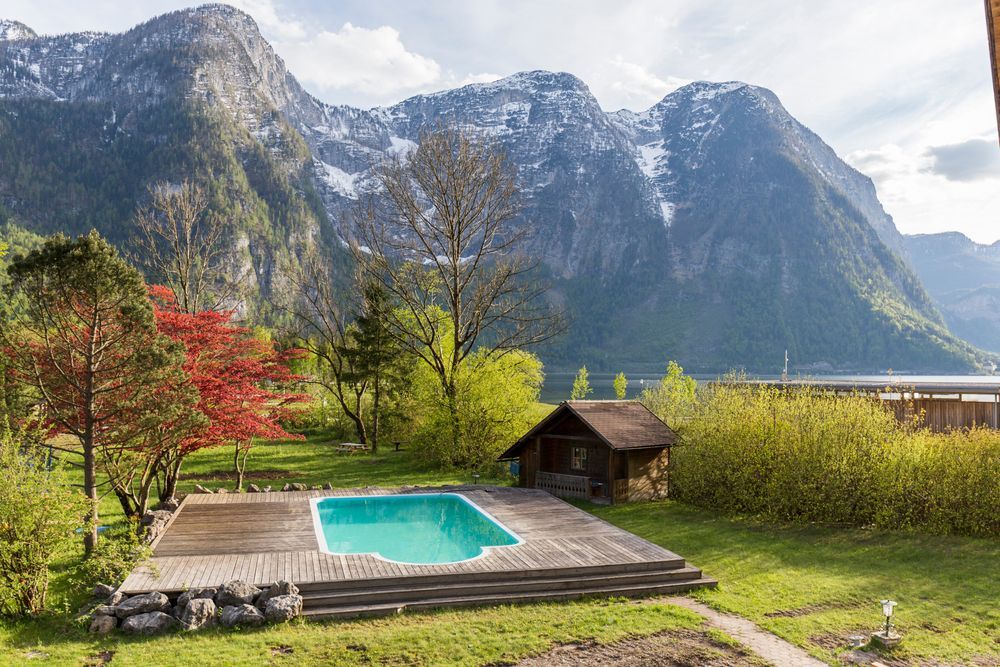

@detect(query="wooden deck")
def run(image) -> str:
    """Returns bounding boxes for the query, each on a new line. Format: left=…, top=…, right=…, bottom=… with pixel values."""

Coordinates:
left=121, top=485, right=714, bottom=617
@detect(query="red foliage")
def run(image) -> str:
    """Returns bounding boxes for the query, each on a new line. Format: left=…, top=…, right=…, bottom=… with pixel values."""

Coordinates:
left=150, top=286, right=307, bottom=454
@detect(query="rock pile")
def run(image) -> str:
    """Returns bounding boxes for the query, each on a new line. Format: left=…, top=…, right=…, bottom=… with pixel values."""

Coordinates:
left=86, top=580, right=302, bottom=635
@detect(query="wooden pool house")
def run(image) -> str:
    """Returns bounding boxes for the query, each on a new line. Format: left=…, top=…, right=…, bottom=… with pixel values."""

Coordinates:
left=499, top=400, right=678, bottom=504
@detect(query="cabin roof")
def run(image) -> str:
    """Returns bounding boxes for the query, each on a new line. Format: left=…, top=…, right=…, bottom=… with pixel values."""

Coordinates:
left=498, top=400, right=678, bottom=459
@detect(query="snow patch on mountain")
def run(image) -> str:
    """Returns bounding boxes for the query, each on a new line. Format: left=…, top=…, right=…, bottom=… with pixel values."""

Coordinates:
left=636, top=141, right=668, bottom=178
left=317, top=160, right=359, bottom=198
left=0, top=20, right=36, bottom=41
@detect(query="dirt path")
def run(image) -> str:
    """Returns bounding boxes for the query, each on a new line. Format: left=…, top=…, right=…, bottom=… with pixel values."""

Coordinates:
left=513, top=597, right=829, bottom=666
left=512, top=628, right=766, bottom=666
left=667, top=597, right=828, bottom=666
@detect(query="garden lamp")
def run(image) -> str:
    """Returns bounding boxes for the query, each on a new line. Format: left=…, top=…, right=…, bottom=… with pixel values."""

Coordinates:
left=880, top=599, right=896, bottom=635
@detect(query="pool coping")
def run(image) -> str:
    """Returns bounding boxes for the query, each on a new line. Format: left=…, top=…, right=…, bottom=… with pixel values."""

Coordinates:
left=308, top=492, right=525, bottom=565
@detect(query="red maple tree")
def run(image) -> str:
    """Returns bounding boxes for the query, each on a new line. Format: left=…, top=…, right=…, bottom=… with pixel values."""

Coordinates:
left=151, top=286, right=308, bottom=495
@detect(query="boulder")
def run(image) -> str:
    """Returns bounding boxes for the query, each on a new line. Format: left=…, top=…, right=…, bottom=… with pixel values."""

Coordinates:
left=216, top=488, right=228, bottom=494
left=264, top=594, right=303, bottom=623
left=92, top=583, right=116, bottom=599
left=140, top=510, right=172, bottom=527
left=247, top=484, right=260, bottom=493
left=179, top=598, right=217, bottom=631
left=106, top=591, right=126, bottom=606
left=121, top=610, right=179, bottom=635
left=194, top=484, right=214, bottom=494
left=92, top=604, right=117, bottom=617
left=290, top=483, right=307, bottom=492
left=215, top=580, right=261, bottom=607
left=89, top=615, right=117, bottom=634
left=309, top=485, right=321, bottom=491
left=177, top=587, right=217, bottom=609
left=160, top=497, right=180, bottom=512
left=280, top=483, right=292, bottom=492
left=116, top=591, right=171, bottom=619
left=141, top=509, right=173, bottom=543
left=255, top=581, right=300, bottom=610
left=322, top=483, right=333, bottom=490
left=220, top=604, right=265, bottom=628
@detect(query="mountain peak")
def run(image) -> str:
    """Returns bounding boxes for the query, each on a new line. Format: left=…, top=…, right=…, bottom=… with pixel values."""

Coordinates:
left=462, top=70, right=592, bottom=97
left=0, top=19, right=37, bottom=41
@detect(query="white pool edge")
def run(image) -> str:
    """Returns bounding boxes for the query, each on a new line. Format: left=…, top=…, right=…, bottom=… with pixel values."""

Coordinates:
left=308, top=492, right=525, bottom=566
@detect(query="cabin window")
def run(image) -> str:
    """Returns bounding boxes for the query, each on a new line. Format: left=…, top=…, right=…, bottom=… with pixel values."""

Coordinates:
left=571, top=446, right=588, bottom=471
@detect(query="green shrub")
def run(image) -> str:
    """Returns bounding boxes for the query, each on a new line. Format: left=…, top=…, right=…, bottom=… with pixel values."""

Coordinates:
left=644, top=374, right=1000, bottom=537
left=0, top=421, right=86, bottom=616
left=73, top=523, right=153, bottom=593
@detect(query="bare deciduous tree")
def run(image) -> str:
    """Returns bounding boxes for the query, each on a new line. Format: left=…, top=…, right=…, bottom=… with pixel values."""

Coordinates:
left=131, top=180, right=242, bottom=314
left=352, top=126, right=563, bottom=448
left=275, top=252, right=370, bottom=444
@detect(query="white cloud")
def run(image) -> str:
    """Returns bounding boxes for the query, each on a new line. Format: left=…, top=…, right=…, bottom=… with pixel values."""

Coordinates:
left=456, top=72, right=503, bottom=87
left=227, top=0, right=305, bottom=40
left=847, top=140, right=1000, bottom=244
left=597, top=56, right=689, bottom=110
left=273, top=22, right=441, bottom=102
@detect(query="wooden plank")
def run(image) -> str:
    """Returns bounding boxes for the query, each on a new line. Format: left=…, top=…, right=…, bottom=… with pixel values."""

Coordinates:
left=127, top=486, right=694, bottom=593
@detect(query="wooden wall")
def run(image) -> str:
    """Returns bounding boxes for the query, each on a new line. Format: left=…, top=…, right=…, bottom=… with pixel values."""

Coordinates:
left=886, top=398, right=1000, bottom=432
left=624, top=448, right=670, bottom=502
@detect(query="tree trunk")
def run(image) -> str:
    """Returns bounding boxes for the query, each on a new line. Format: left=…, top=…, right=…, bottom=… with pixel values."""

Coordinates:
left=82, top=436, right=98, bottom=555
left=371, top=368, right=380, bottom=455
left=445, top=380, right=461, bottom=465
left=234, top=441, right=244, bottom=491
left=160, top=457, right=181, bottom=503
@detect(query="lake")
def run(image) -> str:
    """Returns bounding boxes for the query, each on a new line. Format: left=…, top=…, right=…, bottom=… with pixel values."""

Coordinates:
left=538, top=371, right=1000, bottom=404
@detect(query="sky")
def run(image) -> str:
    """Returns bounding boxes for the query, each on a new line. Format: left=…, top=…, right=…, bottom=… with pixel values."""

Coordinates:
left=4, top=0, right=999, bottom=243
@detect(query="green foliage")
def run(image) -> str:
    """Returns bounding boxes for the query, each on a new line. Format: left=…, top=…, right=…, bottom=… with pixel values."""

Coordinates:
left=569, top=365, right=592, bottom=400
left=639, top=361, right=697, bottom=428
left=72, top=523, right=152, bottom=594
left=656, top=378, right=1000, bottom=537
left=0, top=420, right=86, bottom=617
left=411, top=350, right=544, bottom=471
left=612, top=371, right=628, bottom=400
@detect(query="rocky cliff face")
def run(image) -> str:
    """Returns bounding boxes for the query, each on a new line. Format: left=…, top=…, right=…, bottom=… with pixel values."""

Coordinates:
left=0, top=4, right=986, bottom=371
left=905, top=233, right=1000, bottom=354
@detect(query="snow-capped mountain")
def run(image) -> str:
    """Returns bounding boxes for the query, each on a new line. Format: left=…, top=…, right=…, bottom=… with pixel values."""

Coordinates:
left=0, top=4, right=985, bottom=371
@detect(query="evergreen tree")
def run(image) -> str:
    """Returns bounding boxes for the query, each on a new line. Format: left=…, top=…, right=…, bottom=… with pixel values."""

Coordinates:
left=337, top=283, right=411, bottom=453
left=0, top=231, right=184, bottom=553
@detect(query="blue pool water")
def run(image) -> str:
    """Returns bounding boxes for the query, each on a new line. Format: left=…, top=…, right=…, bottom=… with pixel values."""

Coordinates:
left=310, top=493, right=521, bottom=564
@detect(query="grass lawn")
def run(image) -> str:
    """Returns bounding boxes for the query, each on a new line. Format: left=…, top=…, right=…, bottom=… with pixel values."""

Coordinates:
left=591, top=502, right=1000, bottom=665
left=1, top=427, right=997, bottom=666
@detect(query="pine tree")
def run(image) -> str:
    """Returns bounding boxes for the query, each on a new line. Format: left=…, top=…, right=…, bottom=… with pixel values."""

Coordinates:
left=337, top=283, right=410, bottom=453
left=1, top=231, right=184, bottom=552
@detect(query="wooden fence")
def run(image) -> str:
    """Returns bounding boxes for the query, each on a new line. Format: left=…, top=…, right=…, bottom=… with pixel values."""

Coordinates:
left=534, top=471, right=589, bottom=500
left=886, top=398, right=1000, bottom=432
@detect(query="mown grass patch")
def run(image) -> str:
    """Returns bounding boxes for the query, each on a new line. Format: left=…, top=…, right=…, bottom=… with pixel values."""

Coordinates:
left=592, top=500, right=1000, bottom=664
left=0, top=597, right=703, bottom=666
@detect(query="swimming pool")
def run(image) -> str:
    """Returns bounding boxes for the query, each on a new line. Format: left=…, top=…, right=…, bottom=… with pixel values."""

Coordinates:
left=310, top=493, right=522, bottom=565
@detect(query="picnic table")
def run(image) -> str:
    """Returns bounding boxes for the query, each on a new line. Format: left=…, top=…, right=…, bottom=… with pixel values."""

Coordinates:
left=333, top=442, right=370, bottom=454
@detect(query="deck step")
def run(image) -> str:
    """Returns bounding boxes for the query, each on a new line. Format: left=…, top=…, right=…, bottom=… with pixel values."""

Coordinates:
left=302, top=566, right=704, bottom=607
left=303, top=577, right=718, bottom=620
left=295, top=558, right=687, bottom=594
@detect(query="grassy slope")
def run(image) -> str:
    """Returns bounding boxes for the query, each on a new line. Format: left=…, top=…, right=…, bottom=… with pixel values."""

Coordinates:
left=1, top=424, right=997, bottom=666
